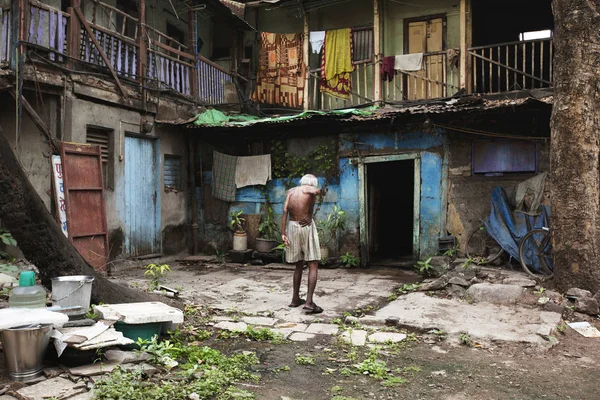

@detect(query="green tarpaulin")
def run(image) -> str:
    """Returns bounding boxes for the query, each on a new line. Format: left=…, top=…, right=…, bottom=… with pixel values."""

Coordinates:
left=192, top=106, right=379, bottom=127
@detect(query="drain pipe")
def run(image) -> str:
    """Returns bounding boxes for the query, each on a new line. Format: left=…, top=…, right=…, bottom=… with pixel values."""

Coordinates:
left=188, top=133, right=198, bottom=254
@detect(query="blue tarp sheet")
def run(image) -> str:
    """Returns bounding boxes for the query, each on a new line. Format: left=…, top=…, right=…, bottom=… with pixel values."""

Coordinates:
left=483, top=187, right=551, bottom=272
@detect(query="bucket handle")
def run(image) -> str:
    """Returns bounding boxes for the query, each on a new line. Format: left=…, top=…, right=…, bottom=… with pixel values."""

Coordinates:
left=51, top=281, right=86, bottom=302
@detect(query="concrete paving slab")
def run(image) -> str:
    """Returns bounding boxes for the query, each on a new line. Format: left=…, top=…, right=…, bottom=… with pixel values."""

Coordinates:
left=214, top=321, right=248, bottom=332
left=340, top=330, right=368, bottom=346
left=305, top=323, right=339, bottom=335
left=275, top=322, right=308, bottom=332
left=15, top=377, right=86, bottom=400
left=242, top=316, right=278, bottom=326
left=289, top=332, right=316, bottom=342
left=368, top=332, right=407, bottom=343
left=503, top=278, right=537, bottom=287
left=94, top=302, right=184, bottom=331
left=375, top=292, right=556, bottom=345
left=104, top=350, right=150, bottom=364
left=69, top=361, right=120, bottom=376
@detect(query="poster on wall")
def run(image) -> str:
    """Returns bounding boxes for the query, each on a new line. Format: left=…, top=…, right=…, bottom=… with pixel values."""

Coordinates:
left=51, top=155, right=68, bottom=238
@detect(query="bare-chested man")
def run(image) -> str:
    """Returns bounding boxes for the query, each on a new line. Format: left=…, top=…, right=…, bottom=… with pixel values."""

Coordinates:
left=281, top=174, right=323, bottom=314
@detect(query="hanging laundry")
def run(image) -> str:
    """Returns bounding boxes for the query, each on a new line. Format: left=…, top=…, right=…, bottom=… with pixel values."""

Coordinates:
left=310, top=31, right=325, bottom=54
left=212, top=151, right=238, bottom=202
left=320, top=28, right=354, bottom=99
left=394, top=53, right=423, bottom=71
left=253, top=32, right=306, bottom=108
left=380, top=56, right=396, bottom=82
left=235, top=154, right=272, bottom=188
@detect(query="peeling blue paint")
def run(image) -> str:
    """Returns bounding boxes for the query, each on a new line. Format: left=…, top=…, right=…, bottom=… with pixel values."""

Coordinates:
left=201, top=130, right=447, bottom=259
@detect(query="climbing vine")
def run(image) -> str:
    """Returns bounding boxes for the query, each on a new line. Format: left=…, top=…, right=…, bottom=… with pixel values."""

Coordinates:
left=270, top=139, right=338, bottom=189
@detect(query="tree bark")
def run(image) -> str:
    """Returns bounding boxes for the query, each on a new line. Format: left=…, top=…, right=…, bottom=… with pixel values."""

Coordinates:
left=0, top=130, right=181, bottom=307
left=551, top=0, right=600, bottom=292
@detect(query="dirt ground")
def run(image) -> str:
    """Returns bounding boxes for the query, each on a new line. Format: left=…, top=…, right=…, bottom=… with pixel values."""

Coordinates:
left=230, top=329, right=600, bottom=400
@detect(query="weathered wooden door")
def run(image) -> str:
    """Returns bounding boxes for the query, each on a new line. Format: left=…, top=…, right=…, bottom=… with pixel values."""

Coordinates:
left=407, top=17, right=444, bottom=99
left=61, top=143, right=109, bottom=271
left=124, top=136, right=161, bottom=256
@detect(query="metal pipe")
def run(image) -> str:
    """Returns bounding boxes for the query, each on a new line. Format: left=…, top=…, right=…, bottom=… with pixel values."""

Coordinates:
left=188, top=133, right=198, bottom=254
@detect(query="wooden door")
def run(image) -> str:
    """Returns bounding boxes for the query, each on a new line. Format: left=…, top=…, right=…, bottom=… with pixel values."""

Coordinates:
left=407, top=17, right=444, bottom=99
left=61, top=143, right=109, bottom=272
left=124, top=136, right=161, bottom=256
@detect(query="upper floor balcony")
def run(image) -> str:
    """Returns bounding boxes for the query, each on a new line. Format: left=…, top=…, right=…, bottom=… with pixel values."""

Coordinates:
left=244, top=0, right=554, bottom=112
left=0, top=0, right=252, bottom=105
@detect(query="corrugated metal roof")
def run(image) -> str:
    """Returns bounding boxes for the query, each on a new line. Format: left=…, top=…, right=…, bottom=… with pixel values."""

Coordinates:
left=183, top=90, right=553, bottom=129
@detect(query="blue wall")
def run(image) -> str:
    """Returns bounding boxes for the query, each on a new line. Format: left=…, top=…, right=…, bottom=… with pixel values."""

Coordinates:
left=202, top=129, right=447, bottom=258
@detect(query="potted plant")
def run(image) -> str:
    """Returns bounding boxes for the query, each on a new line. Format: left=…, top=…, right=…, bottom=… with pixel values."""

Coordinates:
left=256, top=205, right=279, bottom=253
left=317, top=204, right=346, bottom=260
left=229, top=210, right=247, bottom=251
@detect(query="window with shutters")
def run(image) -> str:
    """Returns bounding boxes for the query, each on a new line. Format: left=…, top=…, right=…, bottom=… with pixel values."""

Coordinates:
left=86, top=126, right=114, bottom=190
left=164, top=155, right=182, bottom=192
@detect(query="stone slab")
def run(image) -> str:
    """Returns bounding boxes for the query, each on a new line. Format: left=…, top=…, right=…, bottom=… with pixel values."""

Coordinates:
left=340, top=330, right=368, bottom=346
left=15, top=377, right=86, bottom=400
left=275, top=322, right=308, bottom=332
left=214, top=321, right=248, bottom=332
left=368, top=332, right=407, bottom=343
left=242, top=316, right=278, bottom=326
left=466, top=283, right=524, bottom=304
left=503, top=278, right=537, bottom=288
left=375, top=292, right=554, bottom=345
left=104, top=350, right=150, bottom=364
left=69, top=361, right=120, bottom=376
left=94, top=302, right=184, bottom=327
left=289, top=332, right=316, bottom=342
left=305, top=323, right=339, bottom=335
left=68, top=392, right=95, bottom=400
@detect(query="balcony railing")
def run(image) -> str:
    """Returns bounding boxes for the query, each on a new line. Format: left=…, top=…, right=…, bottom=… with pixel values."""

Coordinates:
left=469, top=38, right=553, bottom=94
left=15, top=0, right=237, bottom=105
left=308, top=61, right=375, bottom=110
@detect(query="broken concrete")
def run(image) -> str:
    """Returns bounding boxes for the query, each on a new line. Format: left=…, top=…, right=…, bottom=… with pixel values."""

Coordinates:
left=305, top=323, right=339, bottom=335
left=574, top=297, right=600, bottom=316
left=374, top=292, right=560, bottom=345
left=214, top=321, right=248, bottom=332
left=448, top=277, right=470, bottom=287
left=104, top=350, right=150, bottom=364
left=289, top=332, right=316, bottom=342
left=340, top=329, right=368, bottom=346
left=567, top=288, right=593, bottom=299
left=466, top=283, right=524, bottom=304
left=241, top=316, right=278, bottom=326
left=15, top=377, right=86, bottom=400
left=368, top=332, right=407, bottom=343
left=503, top=278, right=537, bottom=287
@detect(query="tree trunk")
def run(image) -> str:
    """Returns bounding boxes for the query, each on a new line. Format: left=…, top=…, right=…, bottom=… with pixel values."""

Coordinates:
left=0, top=130, right=181, bottom=307
left=551, top=0, right=600, bottom=292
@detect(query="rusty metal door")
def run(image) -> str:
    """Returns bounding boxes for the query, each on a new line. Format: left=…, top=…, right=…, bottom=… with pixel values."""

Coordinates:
left=61, top=142, right=109, bottom=272
left=124, top=136, right=161, bottom=256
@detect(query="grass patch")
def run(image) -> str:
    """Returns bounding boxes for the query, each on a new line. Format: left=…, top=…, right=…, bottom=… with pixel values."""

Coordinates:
left=295, top=354, right=315, bottom=365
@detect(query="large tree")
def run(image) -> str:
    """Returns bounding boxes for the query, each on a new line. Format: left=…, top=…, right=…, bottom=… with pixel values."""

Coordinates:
left=551, top=0, right=600, bottom=292
left=0, top=130, right=180, bottom=307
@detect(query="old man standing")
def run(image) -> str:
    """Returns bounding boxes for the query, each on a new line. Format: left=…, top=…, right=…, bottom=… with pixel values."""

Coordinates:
left=281, top=174, right=324, bottom=314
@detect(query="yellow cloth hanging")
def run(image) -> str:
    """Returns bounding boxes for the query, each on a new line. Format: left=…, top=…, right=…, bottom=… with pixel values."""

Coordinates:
left=320, top=28, right=354, bottom=99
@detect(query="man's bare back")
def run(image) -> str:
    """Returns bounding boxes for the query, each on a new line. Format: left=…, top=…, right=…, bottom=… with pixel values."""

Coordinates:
left=281, top=185, right=321, bottom=244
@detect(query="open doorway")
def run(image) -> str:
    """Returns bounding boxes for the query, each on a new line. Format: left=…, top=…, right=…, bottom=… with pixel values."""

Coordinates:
left=367, top=160, right=415, bottom=263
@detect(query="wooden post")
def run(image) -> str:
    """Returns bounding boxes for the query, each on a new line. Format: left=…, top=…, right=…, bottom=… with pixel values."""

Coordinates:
left=373, top=0, right=381, bottom=103
left=137, top=0, right=147, bottom=90
left=67, top=0, right=81, bottom=68
left=188, top=4, right=198, bottom=98
left=459, top=0, right=468, bottom=91
left=303, top=11, right=310, bottom=111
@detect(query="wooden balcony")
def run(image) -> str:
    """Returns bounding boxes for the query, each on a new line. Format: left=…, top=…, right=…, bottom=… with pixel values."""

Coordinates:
left=8, top=0, right=238, bottom=105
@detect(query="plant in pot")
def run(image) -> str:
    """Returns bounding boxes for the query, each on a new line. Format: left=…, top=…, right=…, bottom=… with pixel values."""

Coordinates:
left=316, top=204, right=346, bottom=261
left=257, top=206, right=279, bottom=253
left=229, top=210, right=247, bottom=251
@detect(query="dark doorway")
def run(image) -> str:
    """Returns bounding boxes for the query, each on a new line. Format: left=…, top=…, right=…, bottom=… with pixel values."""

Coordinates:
left=367, top=160, right=415, bottom=263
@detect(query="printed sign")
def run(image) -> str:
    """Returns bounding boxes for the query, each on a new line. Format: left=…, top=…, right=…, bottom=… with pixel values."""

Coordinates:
left=51, top=155, right=68, bottom=237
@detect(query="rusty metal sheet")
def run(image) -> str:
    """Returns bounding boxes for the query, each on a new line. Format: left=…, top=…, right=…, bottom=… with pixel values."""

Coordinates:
left=61, top=142, right=109, bottom=272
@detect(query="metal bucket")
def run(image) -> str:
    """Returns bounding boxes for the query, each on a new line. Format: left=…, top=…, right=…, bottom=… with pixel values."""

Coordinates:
left=51, top=276, right=94, bottom=319
left=0, top=323, right=52, bottom=381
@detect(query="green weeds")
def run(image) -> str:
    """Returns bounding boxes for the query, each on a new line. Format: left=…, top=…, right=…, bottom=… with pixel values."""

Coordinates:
left=295, top=355, right=315, bottom=365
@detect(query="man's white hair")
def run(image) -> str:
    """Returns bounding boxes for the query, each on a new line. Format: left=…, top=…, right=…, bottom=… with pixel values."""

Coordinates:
left=300, top=174, right=318, bottom=187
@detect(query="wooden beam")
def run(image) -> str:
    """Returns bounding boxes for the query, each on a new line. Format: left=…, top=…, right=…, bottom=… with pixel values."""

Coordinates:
left=8, top=88, right=61, bottom=154
left=459, top=0, right=467, bottom=90
left=137, top=0, right=147, bottom=89
left=188, top=3, right=198, bottom=98
left=73, top=6, right=128, bottom=99
left=303, top=12, right=310, bottom=111
left=68, top=0, right=81, bottom=69
left=373, top=0, right=381, bottom=103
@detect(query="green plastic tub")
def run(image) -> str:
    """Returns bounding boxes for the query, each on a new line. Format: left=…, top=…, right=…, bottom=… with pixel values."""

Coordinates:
left=114, top=321, right=162, bottom=347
